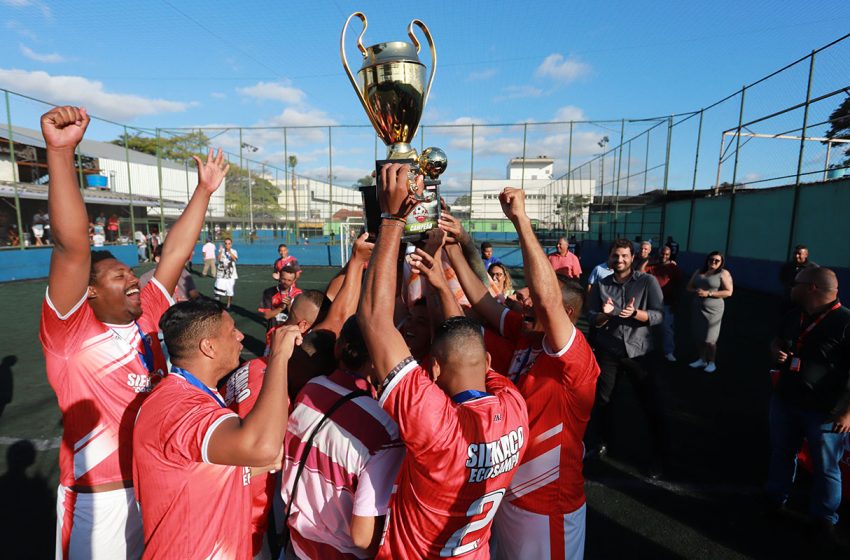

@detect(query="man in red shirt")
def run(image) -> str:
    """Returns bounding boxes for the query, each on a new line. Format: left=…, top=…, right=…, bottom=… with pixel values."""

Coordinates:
left=444, top=188, right=600, bottom=560
left=547, top=237, right=582, bottom=278
left=272, top=243, right=300, bottom=281
left=647, top=245, right=682, bottom=361
left=38, top=106, right=228, bottom=559
left=133, top=300, right=300, bottom=559
left=359, top=163, right=529, bottom=559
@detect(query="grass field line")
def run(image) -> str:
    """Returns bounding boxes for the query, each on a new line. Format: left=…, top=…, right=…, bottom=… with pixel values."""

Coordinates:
left=0, top=435, right=61, bottom=451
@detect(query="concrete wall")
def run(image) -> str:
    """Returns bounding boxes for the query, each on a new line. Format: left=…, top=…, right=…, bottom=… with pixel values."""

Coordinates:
left=0, top=244, right=138, bottom=282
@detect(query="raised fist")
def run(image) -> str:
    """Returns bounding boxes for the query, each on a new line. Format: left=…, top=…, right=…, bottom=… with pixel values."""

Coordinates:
left=499, top=187, right=527, bottom=222
left=40, top=106, right=90, bottom=151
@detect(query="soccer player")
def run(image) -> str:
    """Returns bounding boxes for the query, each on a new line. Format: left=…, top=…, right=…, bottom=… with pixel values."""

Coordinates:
left=259, top=265, right=303, bottom=332
left=38, top=105, right=227, bottom=559
left=133, top=299, right=299, bottom=559
left=214, top=238, right=239, bottom=308
left=273, top=243, right=300, bottom=281
left=359, top=162, right=529, bottom=559
left=445, top=187, right=600, bottom=560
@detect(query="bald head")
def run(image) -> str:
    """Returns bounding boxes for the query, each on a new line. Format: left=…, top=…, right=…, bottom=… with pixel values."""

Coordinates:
left=793, top=266, right=838, bottom=312
left=798, top=266, right=837, bottom=293
left=287, top=289, right=326, bottom=331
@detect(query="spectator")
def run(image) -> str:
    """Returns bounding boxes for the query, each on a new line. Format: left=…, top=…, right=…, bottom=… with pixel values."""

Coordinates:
left=481, top=241, right=500, bottom=270
left=779, top=244, right=817, bottom=301
left=488, top=262, right=514, bottom=302
left=272, top=243, right=300, bottom=281
left=633, top=241, right=652, bottom=272
left=138, top=245, right=199, bottom=302
left=767, top=266, right=849, bottom=549
left=687, top=251, right=734, bottom=373
left=586, top=260, right=614, bottom=294
left=665, top=236, right=679, bottom=261
left=106, top=214, right=120, bottom=243
left=259, top=265, right=303, bottom=336
left=92, top=229, right=105, bottom=247
left=135, top=230, right=148, bottom=262
left=213, top=238, right=238, bottom=309
left=648, top=245, right=683, bottom=362
left=201, top=239, right=216, bottom=277
left=31, top=210, right=45, bottom=246
left=548, top=237, right=582, bottom=278
left=587, top=239, right=667, bottom=477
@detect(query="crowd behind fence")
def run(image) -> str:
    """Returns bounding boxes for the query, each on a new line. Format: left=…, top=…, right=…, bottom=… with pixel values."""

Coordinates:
left=1, top=32, right=849, bottom=268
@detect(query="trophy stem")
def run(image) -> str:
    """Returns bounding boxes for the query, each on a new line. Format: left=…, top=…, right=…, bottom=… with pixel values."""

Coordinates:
left=386, top=143, right=417, bottom=160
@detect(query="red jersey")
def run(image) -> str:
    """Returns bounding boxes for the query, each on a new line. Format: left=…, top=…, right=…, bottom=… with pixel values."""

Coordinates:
left=273, top=255, right=299, bottom=274
left=40, top=279, right=172, bottom=488
left=222, top=358, right=282, bottom=557
left=483, top=326, right=514, bottom=377
left=133, top=372, right=252, bottom=560
left=499, top=309, right=600, bottom=514
left=377, top=360, right=529, bottom=559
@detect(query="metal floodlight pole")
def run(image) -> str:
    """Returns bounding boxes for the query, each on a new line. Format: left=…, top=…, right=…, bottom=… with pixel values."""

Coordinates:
left=239, top=129, right=245, bottom=237
left=641, top=132, right=650, bottom=241
left=328, top=126, right=334, bottom=231
left=155, top=128, right=165, bottom=235
left=788, top=50, right=817, bottom=259
left=614, top=119, right=625, bottom=238
left=686, top=109, right=704, bottom=251
left=468, top=124, right=475, bottom=232
left=248, top=164, right=254, bottom=232
left=725, top=86, right=747, bottom=256
left=122, top=125, right=136, bottom=236
left=283, top=127, right=289, bottom=242
left=624, top=140, right=632, bottom=236
left=566, top=122, right=573, bottom=236
left=660, top=115, right=673, bottom=244
left=4, top=91, right=24, bottom=250
left=521, top=123, right=528, bottom=190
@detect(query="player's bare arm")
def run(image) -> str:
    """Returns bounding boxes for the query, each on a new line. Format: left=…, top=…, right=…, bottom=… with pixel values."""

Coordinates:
left=438, top=210, right=490, bottom=284
left=445, top=241, right=506, bottom=331
left=313, top=232, right=373, bottom=335
left=408, top=244, right=463, bottom=324
left=154, top=149, right=229, bottom=295
left=206, top=325, right=300, bottom=467
left=500, top=186, right=574, bottom=350
left=351, top=514, right=384, bottom=556
left=359, top=162, right=418, bottom=382
left=41, top=106, right=92, bottom=315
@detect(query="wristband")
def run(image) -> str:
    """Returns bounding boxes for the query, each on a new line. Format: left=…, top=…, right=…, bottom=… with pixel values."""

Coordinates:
left=380, top=212, right=406, bottom=223
left=631, top=308, right=638, bottom=318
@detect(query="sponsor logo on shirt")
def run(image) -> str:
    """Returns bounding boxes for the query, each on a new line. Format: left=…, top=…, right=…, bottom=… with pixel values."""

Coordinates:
left=223, top=363, right=253, bottom=406
left=465, top=427, right=524, bottom=483
left=127, top=373, right=153, bottom=393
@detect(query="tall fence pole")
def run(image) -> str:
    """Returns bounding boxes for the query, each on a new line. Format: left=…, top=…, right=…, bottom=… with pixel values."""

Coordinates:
left=283, top=127, right=289, bottom=243
left=624, top=140, right=632, bottom=236
left=566, top=122, right=573, bottom=235
left=155, top=128, right=165, bottom=235
left=520, top=123, right=528, bottom=190
left=613, top=119, right=625, bottom=239
left=787, top=51, right=817, bottom=259
left=4, top=91, right=25, bottom=250
left=239, top=129, right=245, bottom=238
left=122, top=125, right=137, bottom=237
left=659, top=115, right=673, bottom=244
left=328, top=126, right=334, bottom=229
left=686, top=109, right=704, bottom=252
left=725, top=86, right=747, bottom=256
left=640, top=131, right=650, bottom=241
left=468, top=124, right=475, bottom=232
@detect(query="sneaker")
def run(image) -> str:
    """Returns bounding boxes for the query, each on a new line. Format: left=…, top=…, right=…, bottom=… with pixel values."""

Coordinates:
left=704, top=362, right=717, bottom=373
left=665, top=353, right=677, bottom=362
left=689, top=359, right=707, bottom=368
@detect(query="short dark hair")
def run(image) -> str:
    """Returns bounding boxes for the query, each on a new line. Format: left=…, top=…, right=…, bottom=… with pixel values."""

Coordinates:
left=557, top=277, right=586, bottom=316
left=152, top=244, right=164, bottom=259
left=281, top=264, right=300, bottom=275
left=89, top=250, right=118, bottom=284
left=432, top=316, right=485, bottom=363
left=288, top=329, right=337, bottom=397
left=609, top=238, right=634, bottom=256
left=278, top=243, right=288, bottom=250
left=794, top=244, right=808, bottom=252
left=338, top=316, right=369, bottom=370
left=159, top=297, right=224, bottom=361
left=481, top=242, right=493, bottom=251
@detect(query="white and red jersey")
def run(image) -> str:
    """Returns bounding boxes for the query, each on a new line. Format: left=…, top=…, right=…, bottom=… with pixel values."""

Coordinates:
left=40, top=278, right=172, bottom=489
left=499, top=309, right=600, bottom=515
left=282, top=369, right=404, bottom=560
left=273, top=254, right=299, bottom=274
left=221, top=357, right=285, bottom=558
left=377, top=360, right=529, bottom=559
left=133, top=372, right=252, bottom=560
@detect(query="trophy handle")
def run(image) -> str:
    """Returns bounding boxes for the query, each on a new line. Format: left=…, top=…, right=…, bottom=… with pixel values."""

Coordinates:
left=341, top=12, right=381, bottom=133
left=408, top=19, right=437, bottom=113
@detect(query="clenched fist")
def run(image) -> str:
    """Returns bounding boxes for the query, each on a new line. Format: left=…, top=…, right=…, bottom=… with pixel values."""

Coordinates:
left=41, top=106, right=90, bottom=151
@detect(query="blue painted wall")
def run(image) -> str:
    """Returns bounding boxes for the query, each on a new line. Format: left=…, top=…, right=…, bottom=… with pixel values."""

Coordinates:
left=0, top=245, right=138, bottom=282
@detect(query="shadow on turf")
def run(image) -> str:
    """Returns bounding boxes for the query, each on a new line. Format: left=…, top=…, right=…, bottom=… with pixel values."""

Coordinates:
left=0, top=355, right=16, bottom=418
left=227, top=303, right=266, bottom=328
left=0, top=439, right=54, bottom=558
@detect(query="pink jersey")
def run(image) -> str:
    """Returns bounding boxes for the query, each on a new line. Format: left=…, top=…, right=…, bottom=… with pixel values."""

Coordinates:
left=499, top=309, right=600, bottom=514
left=547, top=252, right=582, bottom=278
left=40, top=279, right=172, bottom=488
left=222, top=357, right=283, bottom=558
left=377, top=361, right=529, bottom=559
left=283, top=369, right=404, bottom=560
left=133, top=372, right=252, bottom=560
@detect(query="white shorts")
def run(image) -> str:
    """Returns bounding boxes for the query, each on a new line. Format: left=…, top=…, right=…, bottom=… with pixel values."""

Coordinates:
left=491, top=500, right=586, bottom=560
left=56, top=485, right=143, bottom=560
left=214, top=278, right=236, bottom=297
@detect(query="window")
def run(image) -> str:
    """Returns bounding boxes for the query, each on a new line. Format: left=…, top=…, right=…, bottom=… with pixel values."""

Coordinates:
left=490, top=223, right=498, bottom=231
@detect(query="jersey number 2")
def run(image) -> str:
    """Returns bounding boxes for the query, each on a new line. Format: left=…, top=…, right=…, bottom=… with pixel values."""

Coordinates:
left=439, top=489, right=505, bottom=557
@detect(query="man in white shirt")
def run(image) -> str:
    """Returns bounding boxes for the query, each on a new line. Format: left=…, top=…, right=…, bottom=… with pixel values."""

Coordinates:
left=214, top=238, right=238, bottom=308
left=201, top=239, right=216, bottom=277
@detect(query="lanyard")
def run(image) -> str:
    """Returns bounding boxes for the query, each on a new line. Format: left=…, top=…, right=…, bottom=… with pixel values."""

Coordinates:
left=171, top=366, right=226, bottom=408
left=110, top=323, right=155, bottom=373
left=796, top=301, right=841, bottom=351
left=452, top=389, right=491, bottom=404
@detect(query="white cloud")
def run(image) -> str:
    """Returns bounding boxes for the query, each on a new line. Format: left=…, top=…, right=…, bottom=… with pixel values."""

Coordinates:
left=19, top=44, right=65, bottom=63
left=6, top=21, right=38, bottom=41
left=2, top=0, right=51, bottom=18
left=467, top=68, right=497, bottom=81
left=495, top=85, right=546, bottom=101
left=0, top=69, right=195, bottom=121
left=237, top=81, right=306, bottom=105
left=535, top=54, right=590, bottom=84
left=553, top=105, right=587, bottom=122
left=210, top=92, right=226, bottom=99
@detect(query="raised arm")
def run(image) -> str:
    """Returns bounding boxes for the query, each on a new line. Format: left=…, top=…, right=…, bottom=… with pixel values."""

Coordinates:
left=206, top=325, right=300, bottom=466
left=154, top=149, right=229, bottom=294
left=313, top=232, right=373, bottom=335
left=408, top=246, right=463, bottom=325
left=41, top=106, right=92, bottom=315
left=439, top=211, right=490, bottom=284
left=358, top=163, right=418, bottom=383
left=500, top=187, right=574, bottom=350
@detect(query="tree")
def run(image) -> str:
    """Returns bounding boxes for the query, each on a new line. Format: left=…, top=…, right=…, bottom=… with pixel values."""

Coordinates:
left=353, top=175, right=374, bottom=187
left=556, top=194, right=591, bottom=231
left=224, top=167, right=282, bottom=220
left=111, top=130, right=209, bottom=162
left=452, top=194, right=471, bottom=206
left=824, top=96, right=850, bottom=167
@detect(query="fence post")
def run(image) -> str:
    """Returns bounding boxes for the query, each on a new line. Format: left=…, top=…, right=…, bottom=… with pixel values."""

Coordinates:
left=566, top=122, right=573, bottom=236
left=468, top=124, right=475, bottom=232
left=328, top=125, right=333, bottom=230
left=640, top=129, right=650, bottom=241
left=724, top=86, right=746, bottom=256
left=122, top=126, right=137, bottom=238
left=787, top=51, right=816, bottom=259
left=659, top=115, right=673, bottom=244
left=520, top=123, right=528, bottom=190
left=686, top=109, right=704, bottom=252
left=4, top=91, right=25, bottom=250
left=155, top=128, right=165, bottom=236
left=613, top=119, right=625, bottom=240
left=283, top=127, right=289, bottom=243
left=624, top=140, right=632, bottom=237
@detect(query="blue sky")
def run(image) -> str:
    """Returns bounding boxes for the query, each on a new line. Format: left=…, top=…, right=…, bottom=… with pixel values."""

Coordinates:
left=2, top=0, right=849, bottom=196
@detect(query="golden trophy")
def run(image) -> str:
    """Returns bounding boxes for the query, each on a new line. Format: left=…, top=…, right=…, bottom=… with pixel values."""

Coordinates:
left=341, top=12, right=447, bottom=240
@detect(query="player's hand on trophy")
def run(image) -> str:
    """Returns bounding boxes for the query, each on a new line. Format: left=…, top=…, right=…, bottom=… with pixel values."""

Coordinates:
left=420, top=227, right=446, bottom=256
left=41, top=106, right=90, bottom=151
left=407, top=247, right=443, bottom=287
left=438, top=211, right=469, bottom=246
left=193, top=148, right=230, bottom=196
left=379, top=163, right=418, bottom=219
left=499, top=187, right=527, bottom=222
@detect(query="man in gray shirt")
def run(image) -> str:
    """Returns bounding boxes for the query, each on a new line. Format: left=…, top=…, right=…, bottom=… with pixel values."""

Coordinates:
left=587, top=238, right=668, bottom=478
